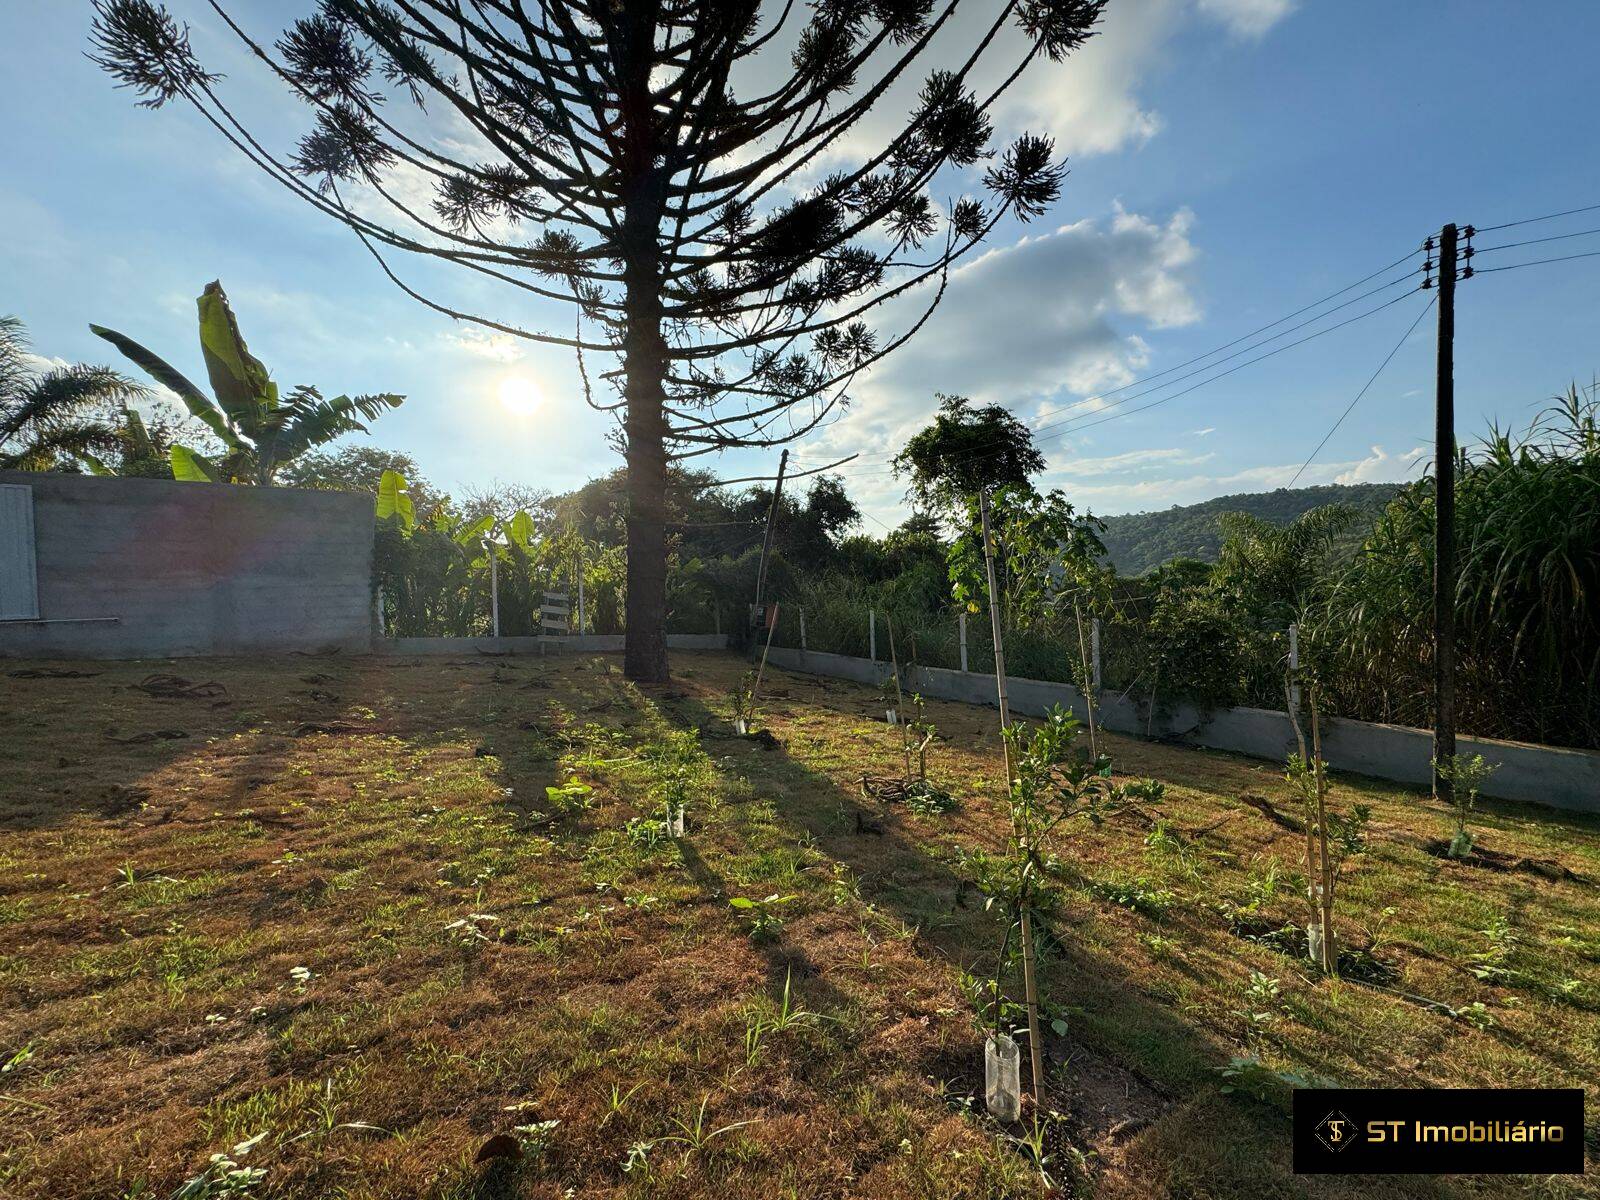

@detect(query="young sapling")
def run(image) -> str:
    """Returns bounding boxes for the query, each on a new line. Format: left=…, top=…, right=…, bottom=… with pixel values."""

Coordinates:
left=1433, top=752, right=1499, bottom=859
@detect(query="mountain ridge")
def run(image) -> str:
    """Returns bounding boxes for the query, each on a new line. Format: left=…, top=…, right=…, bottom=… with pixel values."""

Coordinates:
left=1096, top=481, right=1403, bottom=575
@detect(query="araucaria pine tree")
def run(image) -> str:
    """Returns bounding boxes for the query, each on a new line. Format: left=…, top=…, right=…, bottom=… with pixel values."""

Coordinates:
left=89, top=0, right=1107, bottom=681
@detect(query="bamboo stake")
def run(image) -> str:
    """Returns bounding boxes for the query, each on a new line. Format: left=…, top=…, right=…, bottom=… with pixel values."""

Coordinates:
left=1073, top=600, right=1098, bottom=759
left=746, top=603, right=781, bottom=727
left=980, top=490, right=1045, bottom=1106
left=885, top=612, right=910, bottom=774
left=1311, top=689, right=1336, bottom=974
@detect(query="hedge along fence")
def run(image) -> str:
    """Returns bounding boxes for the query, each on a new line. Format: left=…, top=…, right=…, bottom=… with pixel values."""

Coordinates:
left=766, top=588, right=1597, bottom=757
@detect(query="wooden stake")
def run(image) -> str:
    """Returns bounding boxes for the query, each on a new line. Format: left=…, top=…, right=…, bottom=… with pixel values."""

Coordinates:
left=748, top=602, right=780, bottom=722
left=886, top=612, right=909, bottom=776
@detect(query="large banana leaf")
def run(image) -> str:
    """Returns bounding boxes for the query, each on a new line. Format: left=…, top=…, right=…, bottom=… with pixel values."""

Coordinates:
left=506, top=510, right=536, bottom=551
left=197, top=281, right=275, bottom=428
left=170, top=444, right=224, bottom=483
left=376, top=469, right=415, bottom=531
left=455, top=514, right=495, bottom=547
left=89, top=323, right=239, bottom=449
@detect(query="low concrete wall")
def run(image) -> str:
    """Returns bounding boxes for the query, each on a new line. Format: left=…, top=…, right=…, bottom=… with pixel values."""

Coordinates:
left=766, top=647, right=1600, bottom=813
left=0, top=472, right=374, bottom=659
left=376, top=633, right=728, bottom=655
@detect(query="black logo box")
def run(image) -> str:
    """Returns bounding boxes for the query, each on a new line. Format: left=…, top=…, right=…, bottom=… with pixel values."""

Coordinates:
left=1293, top=1088, right=1585, bottom=1175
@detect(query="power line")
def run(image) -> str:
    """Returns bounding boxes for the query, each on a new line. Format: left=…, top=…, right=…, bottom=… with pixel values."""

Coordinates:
left=842, top=280, right=1425, bottom=480
left=823, top=270, right=1425, bottom=483
left=1475, top=225, right=1600, bottom=255
left=788, top=245, right=1428, bottom=482
left=1474, top=201, right=1600, bottom=234
left=1287, top=292, right=1437, bottom=488
left=1047, top=287, right=1423, bottom=440
left=1473, top=248, right=1600, bottom=275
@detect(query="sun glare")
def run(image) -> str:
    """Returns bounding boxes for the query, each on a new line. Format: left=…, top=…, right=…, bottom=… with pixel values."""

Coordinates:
left=497, top=374, right=544, bottom=417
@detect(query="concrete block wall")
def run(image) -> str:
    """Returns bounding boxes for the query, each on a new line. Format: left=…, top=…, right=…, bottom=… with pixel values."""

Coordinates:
left=0, top=472, right=375, bottom=659
left=765, top=647, right=1600, bottom=814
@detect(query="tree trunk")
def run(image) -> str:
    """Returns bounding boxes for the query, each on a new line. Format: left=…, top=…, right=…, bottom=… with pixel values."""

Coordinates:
left=618, top=5, right=670, bottom=684
left=623, top=332, right=669, bottom=683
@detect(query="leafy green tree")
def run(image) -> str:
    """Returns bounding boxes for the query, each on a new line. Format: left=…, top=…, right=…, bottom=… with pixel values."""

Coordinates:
left=0, top=315, right=148, bottom=471
left=92, top=281, right=402, bottom=484
left=893, top=394, right=1046, bottom=520
left=279, top=445, right=445, bottom=511
left=945, top=484, right=1105, bottom=624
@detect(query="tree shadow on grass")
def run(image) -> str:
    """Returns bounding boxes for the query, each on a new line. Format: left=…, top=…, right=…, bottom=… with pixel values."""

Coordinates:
left=652, top=656, right=1482, bottom=1200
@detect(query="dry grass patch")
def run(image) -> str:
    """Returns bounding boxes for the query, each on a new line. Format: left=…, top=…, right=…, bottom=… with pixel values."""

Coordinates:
left=0, top=651, right=1596, bottom=1198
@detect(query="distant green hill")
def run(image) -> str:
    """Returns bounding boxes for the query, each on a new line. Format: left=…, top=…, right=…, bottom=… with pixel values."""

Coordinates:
left=1097, top=482, right=1403, bottom=575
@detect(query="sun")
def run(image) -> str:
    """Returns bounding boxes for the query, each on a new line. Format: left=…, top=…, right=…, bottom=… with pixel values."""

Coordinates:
left=497, top=374, right=544, bottom=417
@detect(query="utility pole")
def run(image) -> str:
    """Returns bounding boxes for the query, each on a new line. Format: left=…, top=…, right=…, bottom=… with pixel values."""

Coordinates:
left=1432, top=223, right=1458, bottom=807
left=752, top=449, right=788, bottom=617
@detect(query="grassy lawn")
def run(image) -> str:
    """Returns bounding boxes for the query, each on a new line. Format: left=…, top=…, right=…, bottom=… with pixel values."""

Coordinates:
left=1, top=650, right=1596, bottom=1198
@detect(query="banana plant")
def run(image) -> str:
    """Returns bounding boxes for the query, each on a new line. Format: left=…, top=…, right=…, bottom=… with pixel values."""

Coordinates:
left=91, top=281, right=402, bottom=484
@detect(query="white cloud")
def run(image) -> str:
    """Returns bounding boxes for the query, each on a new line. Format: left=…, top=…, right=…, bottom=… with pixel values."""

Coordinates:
left=817, top=204, right=1200, bottom=433
left=1333, top=444, right=1427, bottom=485
left=789, top=205, right=1201, bottom=519
left=993, top=0, right=1174, bottom=159
left=1195, top=0, right=1296, bottom=39
left=1047, top=446, right=1217, bottom=477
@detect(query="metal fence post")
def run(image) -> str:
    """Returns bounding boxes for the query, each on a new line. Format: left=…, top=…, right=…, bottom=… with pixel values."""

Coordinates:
left=958, top=609, right=968, bottom=673
left=1091, top=617, right=1102, bottom=692
left=869, top=608, right=876, bottom=663
left=799, top=607, right=807, bottom=652
left=490, top=550, right=500, bottom=638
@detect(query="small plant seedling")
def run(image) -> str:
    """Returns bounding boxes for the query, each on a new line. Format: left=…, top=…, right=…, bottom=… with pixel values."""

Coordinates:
left=966, top=706, right=1130, bottom=1104
left=1232, top=971, right=1283, bottom=1043
left=512, top=1118, right=560, bottom=1157
left=728, top=894, right=796, bottom=943
left=878, top=674, right=901, bottom=725
left=545, top=776, right=594, bottom=813
left=1433, top=753, right=1499, bottom=859
left=627, top=1094, right=756, bottom=1171
left=600, top=1082, right=643, bottom=1127
left=171, top=1133, right=268, bottom=1199
left=1215, top=1055, right=1324, bottom=1102
left=1122, top=777, right=1165, bottom=803
left=729, top=671, right=756, bottom=735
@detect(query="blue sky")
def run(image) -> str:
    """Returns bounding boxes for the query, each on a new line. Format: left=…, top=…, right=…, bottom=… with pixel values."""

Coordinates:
left=3, top=0, right=1597, bottom=527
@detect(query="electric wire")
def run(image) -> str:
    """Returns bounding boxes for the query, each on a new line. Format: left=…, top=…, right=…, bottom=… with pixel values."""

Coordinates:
left=1472, top=248, right=1600, bottom=275
left=1286, top=292, right=1437, bottom=488
left=782, top=246, right=1429, bottom=481
left=1045, top=286, right=1424, bottom=441
left=826, top=280, right=1425, bottom=482
left=1473, top=202, right=1600, bottom=234
left=1474, top=225, right=1600, bottom=255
